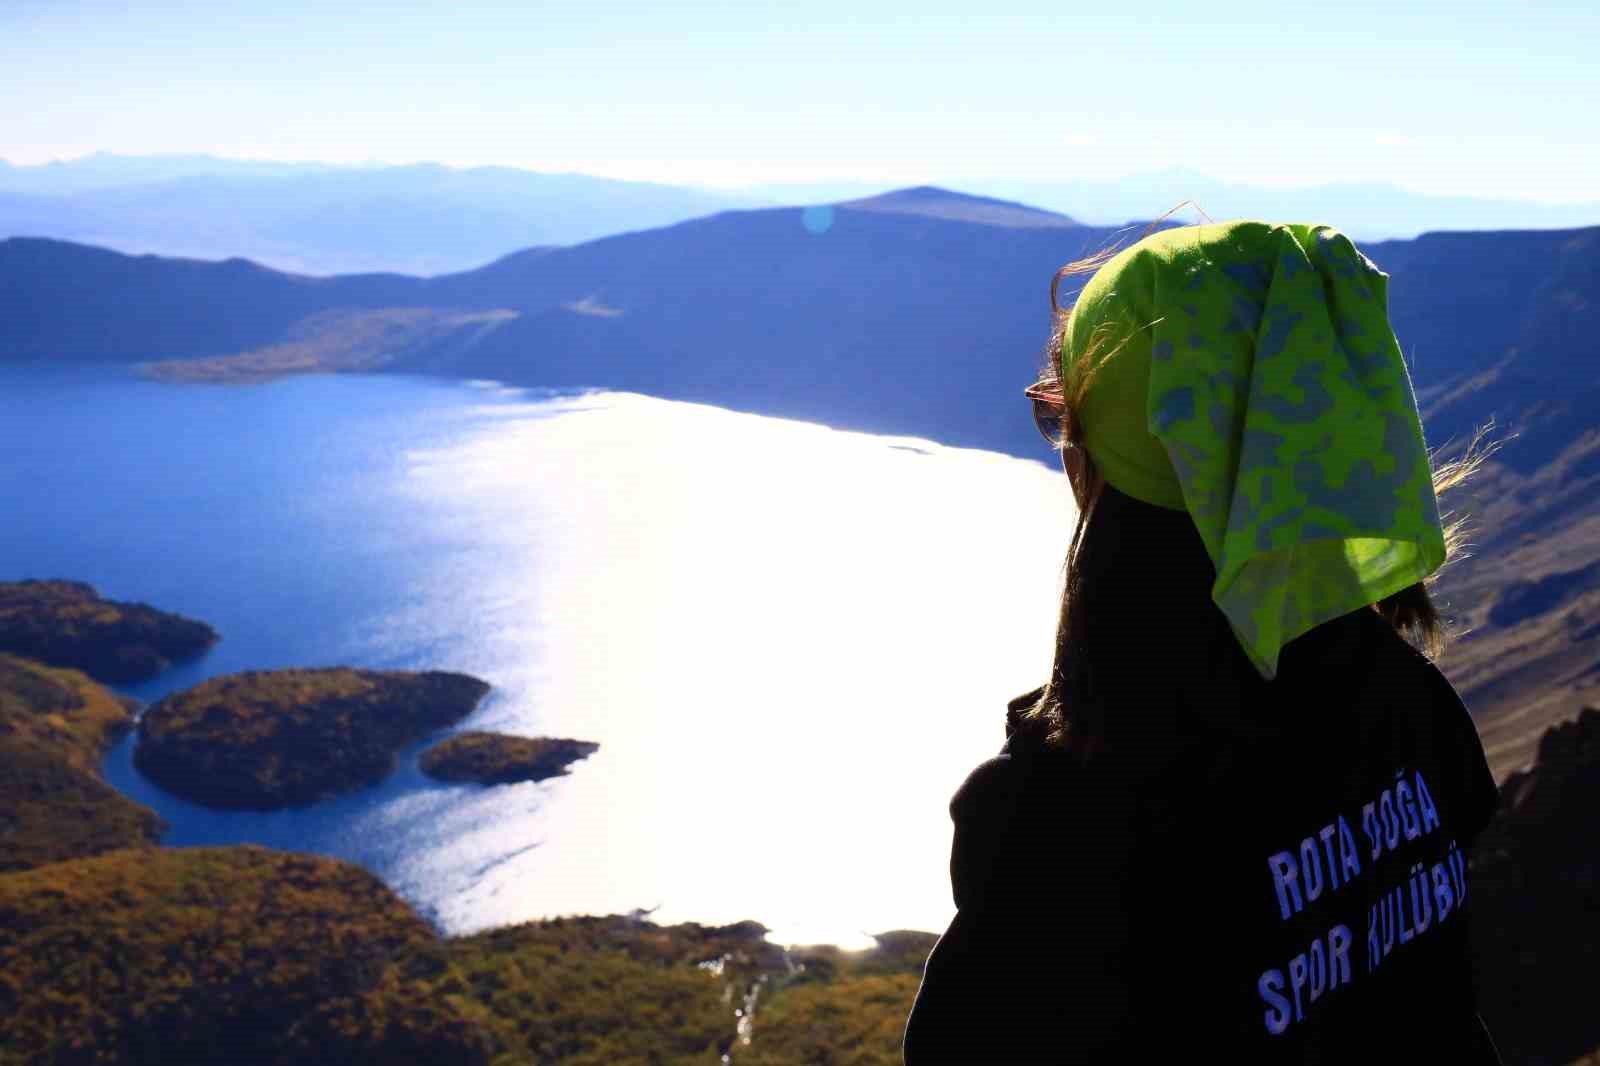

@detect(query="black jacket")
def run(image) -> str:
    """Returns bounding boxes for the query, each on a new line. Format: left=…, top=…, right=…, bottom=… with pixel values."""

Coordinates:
left=904, top=608, right=1501, bottom=1064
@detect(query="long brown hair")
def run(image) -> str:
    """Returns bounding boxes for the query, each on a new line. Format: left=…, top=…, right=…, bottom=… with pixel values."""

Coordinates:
left=1019, top=225, right=1497, bottom=755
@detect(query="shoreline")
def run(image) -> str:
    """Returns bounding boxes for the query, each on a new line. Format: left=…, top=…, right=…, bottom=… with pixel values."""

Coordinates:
left=106, top=686, right=919, bottom=952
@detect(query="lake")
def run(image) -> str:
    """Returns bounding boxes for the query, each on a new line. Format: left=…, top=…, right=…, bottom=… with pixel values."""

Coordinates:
left=0, top=364, right=1073, bottom=946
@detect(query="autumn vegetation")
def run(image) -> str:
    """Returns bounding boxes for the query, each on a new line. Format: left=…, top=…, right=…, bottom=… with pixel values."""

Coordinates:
left=0, top=842, right=934, bottom=1065
left=0, top=580, right=216, bottom=684
left=410, top=918, right=933, bottom=1066
left=0, top=653, right=162, bottom=872
left=0, top=846, right=490, bottom=1065
left=4, top=587, right=1599, bottom=1063
left=420, top=731, right=600, bottom=786
left=0, top=618, right=926, bottom=1064
left=7, top=695, right=1599, bottom=1064
left=135, top=668, right=490, bottom=808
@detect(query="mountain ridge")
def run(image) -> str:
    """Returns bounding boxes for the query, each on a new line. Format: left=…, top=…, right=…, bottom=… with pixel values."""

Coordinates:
left=0, top=157, right=758, bottom=275
left=839, top=186, right=1081, bottom=228
left=9, top=153, right=1600, bottom=275
left=799, top=170, right=1600, bottom=238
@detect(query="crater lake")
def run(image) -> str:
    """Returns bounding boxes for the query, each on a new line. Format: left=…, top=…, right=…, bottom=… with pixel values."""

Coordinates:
left=0, top=364, right=1072, bottom=946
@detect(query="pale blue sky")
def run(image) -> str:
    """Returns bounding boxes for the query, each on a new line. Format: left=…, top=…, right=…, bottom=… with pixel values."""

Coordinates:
left=3, top=0, right=1596, bottom=201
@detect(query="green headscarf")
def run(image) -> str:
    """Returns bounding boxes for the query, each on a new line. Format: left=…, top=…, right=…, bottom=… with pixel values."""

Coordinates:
left=1062, top=220, right=1445, bottom=679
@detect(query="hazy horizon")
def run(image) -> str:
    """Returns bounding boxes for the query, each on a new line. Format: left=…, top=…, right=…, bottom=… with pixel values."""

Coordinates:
left=9, top=150, right=1600, bottom=213
left=4, top=2, right=1596, bottom=204
left=5, top=150, right=1598, bottom=275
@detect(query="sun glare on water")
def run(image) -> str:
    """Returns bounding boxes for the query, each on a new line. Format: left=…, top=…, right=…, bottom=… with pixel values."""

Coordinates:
left=398, top=391, right=1074, bottom=947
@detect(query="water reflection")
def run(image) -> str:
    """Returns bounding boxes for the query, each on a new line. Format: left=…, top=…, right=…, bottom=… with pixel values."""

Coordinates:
left=386, top=392, right=1073, bottom=944
left=49, top=377, right=1075, bottom=947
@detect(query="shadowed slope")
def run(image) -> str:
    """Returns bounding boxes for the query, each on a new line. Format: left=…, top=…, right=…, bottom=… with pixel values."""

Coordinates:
left=0, top=237, right=422, bottom=360
left=1472, top=708, right=1600, bottom=1064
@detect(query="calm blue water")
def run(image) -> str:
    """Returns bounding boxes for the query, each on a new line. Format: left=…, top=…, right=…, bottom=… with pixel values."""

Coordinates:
left=0, top=364, right=1072, bottom=944
left=3, top=365, right=533, bottom=693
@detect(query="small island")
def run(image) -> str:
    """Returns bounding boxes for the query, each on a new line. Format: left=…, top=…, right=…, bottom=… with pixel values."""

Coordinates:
left=420, top=731, right=600, bottom=786
left=0, top=579, right=218, bottom=684
left=135, top=667, right=491, bottom=809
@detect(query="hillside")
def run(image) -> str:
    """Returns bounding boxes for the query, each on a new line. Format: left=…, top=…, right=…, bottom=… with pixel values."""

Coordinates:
left=0, top=844, right=931, bottom=1066
left=0, top=846, right=489, bottom=1065
left=1471, top=707, right=1600, bottom=1065
left=1381, top=227, right=1600, bottom=775
left=0, top=237, right=425, bottom=360
left=2, top=197, right=1599, bottom=770
left=0, top=192, right=1120, bottom=456
left=399, top=917, right=932, bottom=1066
left=0, top=653, right=163, bottom=872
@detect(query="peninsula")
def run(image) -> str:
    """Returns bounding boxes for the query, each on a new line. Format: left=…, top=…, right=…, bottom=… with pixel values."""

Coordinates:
left=420, top=731, right=600, bottom=786
left=0, top=652, right=165, bottom=872
left=135, top=667, right=490, bottom=809
left=0, top=579, right=218, bottom=684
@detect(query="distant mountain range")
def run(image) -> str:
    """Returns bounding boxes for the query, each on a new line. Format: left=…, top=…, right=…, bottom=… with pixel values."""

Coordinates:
left=0, top=153, right=347, bottom=193
left=3, top=185, right=1598, bottom=775
left=4, top=154, right=1598, bottom=276
left=756, top=171, right=1600, bottom=242
left=0, top=154, right=753, bottom=275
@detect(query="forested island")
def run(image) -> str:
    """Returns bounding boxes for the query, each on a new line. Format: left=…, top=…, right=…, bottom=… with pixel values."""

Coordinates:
left=0, top=579, right=216, bottom=683
left=134, top=667, right=491, bottom=809
left=420, top=731, right=600, bottom=786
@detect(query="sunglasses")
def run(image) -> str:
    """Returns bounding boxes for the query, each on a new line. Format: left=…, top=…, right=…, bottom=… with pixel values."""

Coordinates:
left=1024, top=381, right=1068, bottom=448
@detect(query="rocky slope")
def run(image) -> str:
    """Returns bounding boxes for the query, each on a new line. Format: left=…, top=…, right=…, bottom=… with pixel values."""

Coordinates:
left=1471, top=706, right=1600, bottom=1065
left=1402, top=226, right=1600, bottom=776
